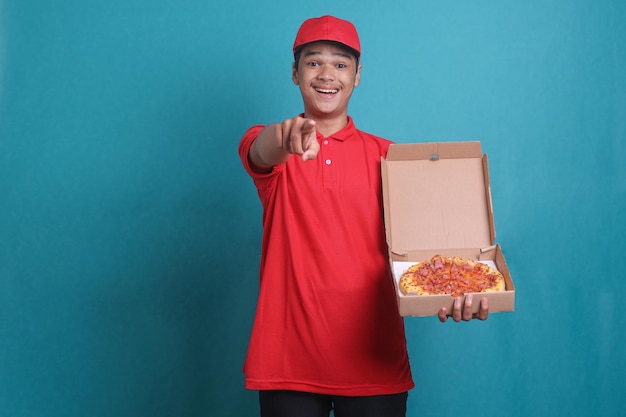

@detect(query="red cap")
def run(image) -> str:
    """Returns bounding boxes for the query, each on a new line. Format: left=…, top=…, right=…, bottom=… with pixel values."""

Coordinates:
left=293, top=15, right=361, bottom=58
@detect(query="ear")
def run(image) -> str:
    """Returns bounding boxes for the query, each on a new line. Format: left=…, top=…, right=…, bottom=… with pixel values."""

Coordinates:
left=354, top=63, right=362, bottom=87
left=292, top=62, right=299, bottom=85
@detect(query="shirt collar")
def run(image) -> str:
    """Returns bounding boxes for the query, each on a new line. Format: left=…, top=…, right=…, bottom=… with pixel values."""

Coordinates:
left=314, top=116, right=357, bottom=142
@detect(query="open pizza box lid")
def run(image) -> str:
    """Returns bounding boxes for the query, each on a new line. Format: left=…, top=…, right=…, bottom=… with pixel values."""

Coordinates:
left=381, top=141, right=515, bottom=317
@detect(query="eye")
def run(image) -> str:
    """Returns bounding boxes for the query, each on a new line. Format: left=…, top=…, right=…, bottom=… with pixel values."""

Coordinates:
left=307, top=61, right=319, bottom=67
left=337, top=63, right=347, bottom=69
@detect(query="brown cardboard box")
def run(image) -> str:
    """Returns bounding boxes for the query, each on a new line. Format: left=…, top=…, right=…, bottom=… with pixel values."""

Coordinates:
left=381, top=141, right=515, bottom=317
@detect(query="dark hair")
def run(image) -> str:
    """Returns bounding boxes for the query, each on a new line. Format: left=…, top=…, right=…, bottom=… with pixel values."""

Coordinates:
left=294, top=41, right=360, bottom=70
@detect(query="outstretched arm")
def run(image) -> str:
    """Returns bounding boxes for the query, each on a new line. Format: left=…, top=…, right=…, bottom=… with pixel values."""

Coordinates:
left=248, top=115, right=320, bottom=172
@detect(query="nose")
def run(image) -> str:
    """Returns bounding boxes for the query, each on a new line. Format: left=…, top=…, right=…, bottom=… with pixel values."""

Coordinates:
left=317, top=64, right=335, bottom=81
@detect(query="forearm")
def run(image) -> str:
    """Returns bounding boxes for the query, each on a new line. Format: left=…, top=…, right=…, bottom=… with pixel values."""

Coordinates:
left=249, top=124, right=291, bottom=171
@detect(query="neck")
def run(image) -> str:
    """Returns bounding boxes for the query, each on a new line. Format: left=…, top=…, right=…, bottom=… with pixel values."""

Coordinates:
left=305, top=113, right=349, bottom=137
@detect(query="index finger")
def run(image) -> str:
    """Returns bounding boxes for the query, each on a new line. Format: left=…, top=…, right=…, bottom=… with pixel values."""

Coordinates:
left=301, top=118, right=316, bottom=134
left=300, top=118, right=319, bottom=161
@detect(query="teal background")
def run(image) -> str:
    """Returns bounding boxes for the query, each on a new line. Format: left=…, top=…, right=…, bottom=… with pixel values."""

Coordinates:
left=1, top=0, right=624, bottom=416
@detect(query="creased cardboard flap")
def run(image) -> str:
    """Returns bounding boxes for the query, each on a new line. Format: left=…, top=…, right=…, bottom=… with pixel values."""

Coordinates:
left=385, top=141, right=482, bottom=161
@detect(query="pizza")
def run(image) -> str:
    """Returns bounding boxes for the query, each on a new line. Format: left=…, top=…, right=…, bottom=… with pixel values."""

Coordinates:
left=399, top=255, right=505, bottom=297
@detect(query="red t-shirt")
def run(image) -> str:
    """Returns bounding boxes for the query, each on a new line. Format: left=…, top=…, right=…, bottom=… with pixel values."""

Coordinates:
left=238, top=117, right=414, bottom=396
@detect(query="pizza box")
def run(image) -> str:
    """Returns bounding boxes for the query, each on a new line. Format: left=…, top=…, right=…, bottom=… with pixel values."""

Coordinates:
left=381, top=141, right=515, bottom=317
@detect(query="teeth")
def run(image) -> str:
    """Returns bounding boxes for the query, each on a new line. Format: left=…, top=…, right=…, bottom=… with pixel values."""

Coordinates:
left=316, top=88, right=338, bottom=94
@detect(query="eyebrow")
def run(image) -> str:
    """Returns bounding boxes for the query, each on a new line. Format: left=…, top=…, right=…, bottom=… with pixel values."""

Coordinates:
left=303, top=50, right=353, bottom=60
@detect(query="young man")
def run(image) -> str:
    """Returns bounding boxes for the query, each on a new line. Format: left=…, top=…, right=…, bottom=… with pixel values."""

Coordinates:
left=238, top=15, right=489, bottom=417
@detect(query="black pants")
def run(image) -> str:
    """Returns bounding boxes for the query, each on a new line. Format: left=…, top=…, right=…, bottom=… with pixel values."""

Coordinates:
left=259, top=390, right=408, bottom=417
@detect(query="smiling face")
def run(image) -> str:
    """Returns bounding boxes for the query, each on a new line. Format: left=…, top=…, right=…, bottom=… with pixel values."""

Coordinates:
left=292, top=41, right=362, bottom=124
